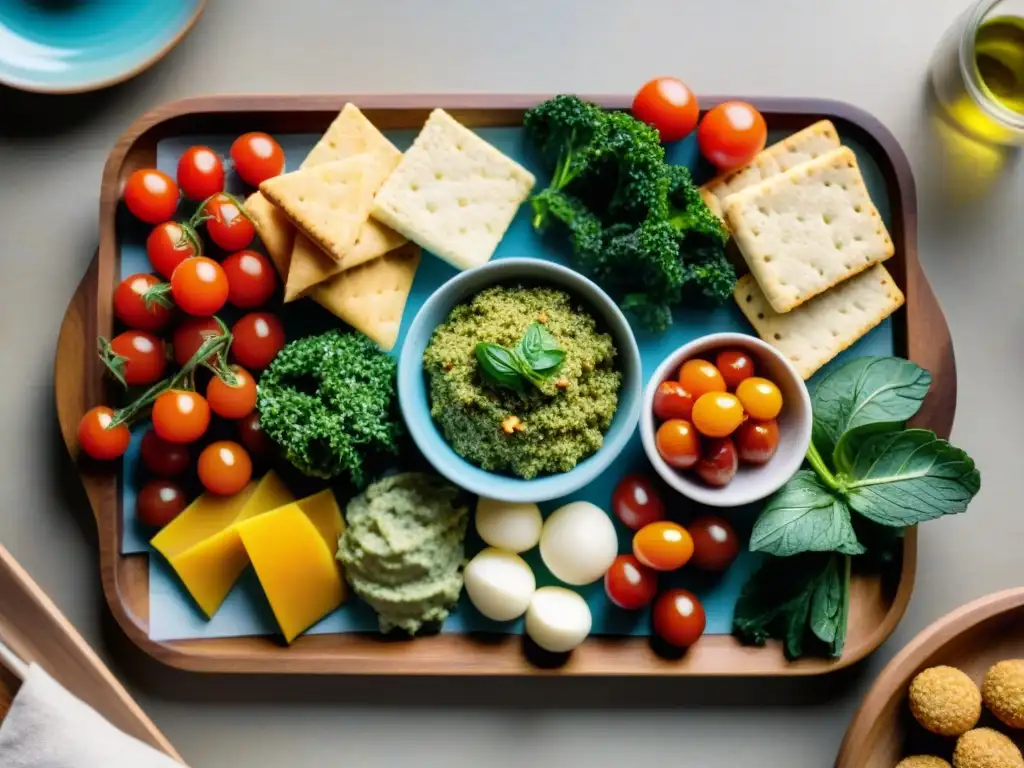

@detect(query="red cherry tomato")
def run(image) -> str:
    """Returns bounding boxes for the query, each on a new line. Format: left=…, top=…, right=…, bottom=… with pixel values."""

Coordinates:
left=604, top=554, right=659, bottom=610
left=632, top=77, right=699, bottom=143
left=653, top=589, right=707, bottom=648
left=170, top=256, right=229, bottom=316
left=113, top=273, right=172, bottom=332
left=197, top=440, right=253, bottom=496
left=612, top=474, right=666, bottom=530
left=136, top=479, right=188, bottom=528
left=735, top=419, right=780, bottom=465
left=697, top=101, right=768, bottom=171
left=238, top=411, right=274, bottom=461
left=230, top=132, right=285, bottom=187
left=77, top=406, right=131, bottom=460
left=123, top=169, right=179, bottom=224
left=146, top=222, right=200, bottom=279
left=206, top=366, right=258, bottom=419
left=222, top=250, right=277, bottom=308
left=139, top=429, right=190, bottom=477
left=632, top=521, right=694, bottom=572
left=152, top=390, right=211, bottom=444
left=679, top=359, right=726, bottom=400
left=716, top=349, right=756, bottom=390
left=652, top=380, right=695, bottom=422
left=231, top=312, right=285, bottom=370
left=203, top=194, right=255, bottom=251
left=176, top=146, right=225, bottom=201
left=108, top=331, right=167, bottom=386
left=695, top=437, right=739, bottom=487
left=172, top=316, right=223, bottom=367
left=688, top=515, right=740, bottom=571
left=655, top=419, right=701, bottom=470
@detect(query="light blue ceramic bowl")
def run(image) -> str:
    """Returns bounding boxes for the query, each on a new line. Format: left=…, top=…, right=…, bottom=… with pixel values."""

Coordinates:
left=399, top=258, right=642, bottom=504
left=0, top=0, right=204, bottom=93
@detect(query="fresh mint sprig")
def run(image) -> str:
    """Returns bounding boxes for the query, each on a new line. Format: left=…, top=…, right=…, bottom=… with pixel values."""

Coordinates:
left=475, top=321, right=566, bottom=396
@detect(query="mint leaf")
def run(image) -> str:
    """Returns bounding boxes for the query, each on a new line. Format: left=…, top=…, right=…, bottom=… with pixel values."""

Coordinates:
left=517, top=322, right=565, bottom=375
left=836, top=428, right=981, bottom=526
left=811, top=357, right=931, bottom=464
left=749, top=471, right=864, bottom=557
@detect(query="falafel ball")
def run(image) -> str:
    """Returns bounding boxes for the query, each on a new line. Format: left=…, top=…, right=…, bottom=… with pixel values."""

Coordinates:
left=897, top=756, right=953, bottom=768
left=953, top=728, right=1024, bottom=768
left=984, top=660, right=1024, bottom=729
left=910, top=666, right=983, bottom=736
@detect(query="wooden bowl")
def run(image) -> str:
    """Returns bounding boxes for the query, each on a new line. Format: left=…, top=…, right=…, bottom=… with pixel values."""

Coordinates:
left=836, top=588, right=1024, bottom=767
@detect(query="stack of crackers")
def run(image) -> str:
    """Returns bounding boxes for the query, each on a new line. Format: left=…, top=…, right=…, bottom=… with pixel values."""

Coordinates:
left=245, top=105, right=534, bottom=351
left=702, top=121, right=905, bottom=380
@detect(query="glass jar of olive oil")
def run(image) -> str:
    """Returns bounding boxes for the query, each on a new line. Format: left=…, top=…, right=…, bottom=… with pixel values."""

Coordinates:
left=932, top=0, right=1024, bottom=144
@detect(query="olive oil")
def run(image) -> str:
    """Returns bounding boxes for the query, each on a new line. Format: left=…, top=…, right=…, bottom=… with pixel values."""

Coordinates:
left=975, top=15, right=1024, bottom=114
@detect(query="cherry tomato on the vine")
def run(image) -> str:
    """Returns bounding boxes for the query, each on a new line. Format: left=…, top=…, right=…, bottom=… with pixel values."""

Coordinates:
left=238, top=411, right=274, bottom=461
left=632, top=77, right=699, bottom=143
left=171, top=256, right=229, bottom=316
left=152, top=390, right=211, bottom=444
left=604, top=554, right=659, bottom=610
left=231, top=312, right=285, bottom=370
left=652, top=379, right=694, bottom=422
left=688, top=515, right=739, bottom=572
left=202, top=193, right=255, bottom=251
left=736, top=377, right=783, bottom=421
left=691, top=392, right=744, bottom=438
left=124, top=169, right=179, bottom=224
left=695, top=437, right=738, bottom=488
left=222, top=250, right=277, bottom=308
left=206, top=366, right=258, bottom=419
left=140, top=429, right=190, bottom=477
left=653, top=589, right=707, bottom=648
left=678, top=359, right=726, bottom=400
left=632, top=521, right=694, bottom=572
left=77, top=406, right=130, bottom=460
left=735, top=418, right=780, bottom=465
left=612, top=473, right=666, bottom=530
left=655, top=419, right=701, bottom=470
left=197, top=441, right=253, bottom=496
left=177, top=146, right=225, bottom=201
left=231, top=132, right=285, bottom=187
left=108, top=331, right=167, bottom=386
left=146, top=222, right=200, bottom=280
left=697, top=101, right=767, bottom=171
left=136, top=479, right=189, bottom=528
left=716, top=349, right=755, bottom=390
left=172, top=316, right=223, bottom=367
left=113, top=273, right=171, bottom=332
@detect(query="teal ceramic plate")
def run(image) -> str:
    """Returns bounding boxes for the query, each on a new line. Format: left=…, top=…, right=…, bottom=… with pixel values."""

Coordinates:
left=0, top=0, right=205, bottom=93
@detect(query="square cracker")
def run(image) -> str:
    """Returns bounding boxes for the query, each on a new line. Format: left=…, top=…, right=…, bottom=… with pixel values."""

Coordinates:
left=733, top=264, right=904, bottom=380
left=702, top=120, right=840, bottom=208
left=371, top=108, right=536, bottom=271
left=302, top=103, right=401, bottom=171
left=311, top=242, right=421, bottom=351
left=245, top=192, right=294, bottom=279
left=723, top=146, right=895, bottom=314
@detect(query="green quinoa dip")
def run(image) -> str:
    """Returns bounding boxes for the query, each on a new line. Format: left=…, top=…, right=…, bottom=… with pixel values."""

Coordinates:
left=423, top=285, right=621, bottom=479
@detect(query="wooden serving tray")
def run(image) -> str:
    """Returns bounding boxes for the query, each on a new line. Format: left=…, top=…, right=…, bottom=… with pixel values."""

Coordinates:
left=54, top=95, right=955, bottom=676
left=836, top=588, right=1024, bottom=767
left=0, top=543, right=180, bottom=760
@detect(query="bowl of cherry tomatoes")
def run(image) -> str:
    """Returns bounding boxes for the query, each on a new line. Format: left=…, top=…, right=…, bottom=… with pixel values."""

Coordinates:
left=640, top=333, right=811, bottom=507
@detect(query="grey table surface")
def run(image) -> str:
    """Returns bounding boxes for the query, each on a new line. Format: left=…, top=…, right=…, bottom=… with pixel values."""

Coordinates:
left=0, top=0, right=1019, bottom=765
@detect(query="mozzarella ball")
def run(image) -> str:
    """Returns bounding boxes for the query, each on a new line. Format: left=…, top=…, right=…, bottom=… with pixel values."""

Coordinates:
left=475, top=497, right=542, bottom=553
left=463, top=548, right=536, bottom=622
left=525, top=587, right=592, bottom=653
left=539, top=501, right=618, bottom=585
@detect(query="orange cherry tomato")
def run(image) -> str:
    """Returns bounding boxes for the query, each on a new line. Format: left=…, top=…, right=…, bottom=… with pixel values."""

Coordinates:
left=108, top=330, right=167, bottom=386
left=652, top=380, right=694, bottom=421
left=691, top=392, right=745, bottom=438
left=123, top=169, right=179, bottom=224
left=206, top=366, right=258, bottom=419
left=147, top=222, right=199, bottom=279
left=170, top=256, right=229, bottom=316
left=230, top=132, right=285, bottom=187
left=222, top=250, right=277, bottom=308
left=715, top=349, right=755, bottom=390
left=612, top=473, right=666, bottom=530
left=604, top=554, right=659, bottom=610
left=176, top=145, right=225, bottom=201
left=172, top=316, right=223, bottom=367
left=736, top=377, right=783, bottom=421
left=688, top=515, right=739, bottom=572
left=735, top=419, right=780, bottom=465
left=632, top=521, right=694, bottom=571
left=197, top=440, right=253, bottom=496
left=678, top=358, right=726, bottom=400
left=697, top=101, right=768, bottom=171
left=653, top=589, right=707, bottom=648
left=632, top=77, right=699, bottom=142
left=136, top=479, right=188, bottom=528
left=655, top=419, right=701, bottom=469
left=203, top=193, right=255, bottom=251
left=113, top=273, right=172, bottom=332
left=695, top=437, right=738, bottom=487
left=231, top=312, right=285, bottom=370
left=152, top=390, right=211, bottom=444
left=77, top=406, right=130, bottom=460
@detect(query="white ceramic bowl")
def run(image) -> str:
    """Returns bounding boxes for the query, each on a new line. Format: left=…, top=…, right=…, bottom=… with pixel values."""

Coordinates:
left=640, top=333, right=812, bottom=507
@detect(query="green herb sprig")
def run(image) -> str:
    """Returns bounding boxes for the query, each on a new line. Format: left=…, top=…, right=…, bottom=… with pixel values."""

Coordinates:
left=475, top=322, right=566, bottom=396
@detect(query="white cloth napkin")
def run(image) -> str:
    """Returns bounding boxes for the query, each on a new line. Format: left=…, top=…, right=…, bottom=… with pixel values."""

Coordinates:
left=0, top=663, right=182, bottom=767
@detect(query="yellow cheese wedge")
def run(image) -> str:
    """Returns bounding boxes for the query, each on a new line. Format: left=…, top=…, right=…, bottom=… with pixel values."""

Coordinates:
left=295, top=489, right=345, bottom=554
left=155, top=471, right=295, bottom=618
left=238, top=503, right=346, bottom=643
left=150, top=482, right=258, bottom=560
